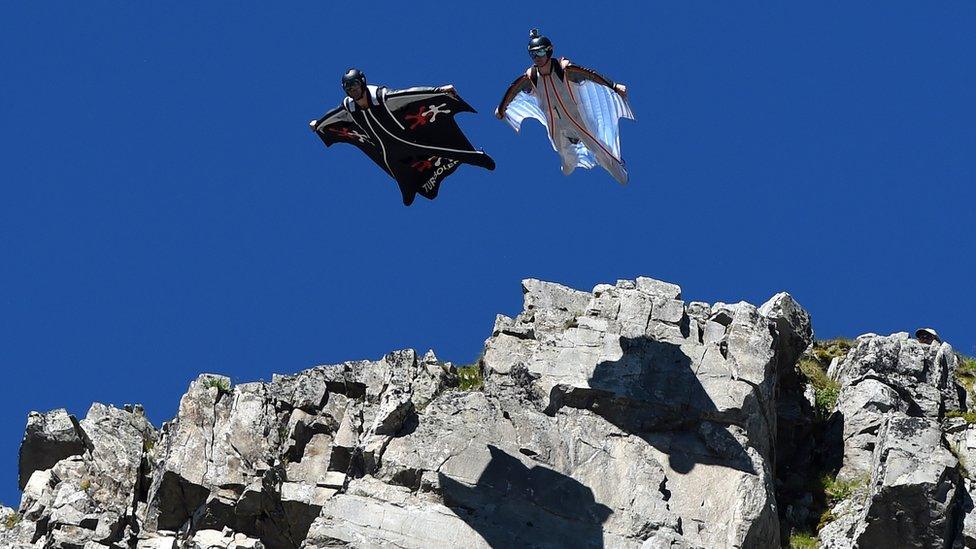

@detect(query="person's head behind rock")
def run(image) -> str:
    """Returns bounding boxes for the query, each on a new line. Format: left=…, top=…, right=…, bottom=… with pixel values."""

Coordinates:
left=915, top=327, right=941, bottom=345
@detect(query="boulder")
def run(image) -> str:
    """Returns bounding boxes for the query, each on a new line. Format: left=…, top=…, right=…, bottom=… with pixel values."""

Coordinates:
left=818, top=334, right=970, bottom=548
left=821, top=417, right=960, bottom=548
left=831, top=335, right=962, bottom=479
left=12, top=404, right=156, bottom=547
left=18, top=408, right=86, bottom=490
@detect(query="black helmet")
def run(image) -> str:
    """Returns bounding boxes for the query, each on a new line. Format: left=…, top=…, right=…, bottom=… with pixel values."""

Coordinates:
left=527, top=29, right=553, bottom=59
left=341, top=68, right=366, bottom=91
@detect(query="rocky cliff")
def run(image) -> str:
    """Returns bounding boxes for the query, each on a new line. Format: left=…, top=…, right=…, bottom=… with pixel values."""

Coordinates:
left=0, top=277, right=972, bottom=548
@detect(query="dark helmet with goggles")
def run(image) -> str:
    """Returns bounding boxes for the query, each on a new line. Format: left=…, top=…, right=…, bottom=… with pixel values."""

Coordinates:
left=527, top=29, right=553, bottom=59
left=341, top=68, right=366, bottom=91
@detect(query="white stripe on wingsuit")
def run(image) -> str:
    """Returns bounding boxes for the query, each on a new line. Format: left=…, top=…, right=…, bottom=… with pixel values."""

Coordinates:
left=360, top=113, right=395, bottom=176
left=365, top=109, right=486, bottom=158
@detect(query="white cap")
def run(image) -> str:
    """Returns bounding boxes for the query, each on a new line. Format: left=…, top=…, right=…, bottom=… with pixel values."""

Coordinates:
left=915, top=328, right=941, bottom=342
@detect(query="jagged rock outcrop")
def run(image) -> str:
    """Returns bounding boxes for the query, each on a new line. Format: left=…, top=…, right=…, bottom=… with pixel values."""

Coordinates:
left=830, top=333, right=962, bottom=479
left=817, top=333, right=968, bottom=548
left=8, top=403, right=156, bottom=548
left=141, top=350, right=453, bottom=548
left=454, top=278, right=810, bottom=548
left=18, top=409, right=87, bottom=490
left=948, top=420, right=976, bottom=548
left=4, top=276, right=823, bottom=548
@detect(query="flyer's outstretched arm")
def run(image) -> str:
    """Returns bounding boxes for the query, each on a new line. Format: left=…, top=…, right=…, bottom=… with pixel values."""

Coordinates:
left=564, top=60, right=627, bottom=98
left=309, top=106, right=391, bottom=176
left=495, top=73, right=553, bottom=143
left=496, top=73, right=532, bottom=120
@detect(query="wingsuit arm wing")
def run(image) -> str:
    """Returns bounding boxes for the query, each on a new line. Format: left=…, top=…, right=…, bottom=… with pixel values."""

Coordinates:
left=567, top=62, right=636, bottom=167
left=309, top=106, right=375, bottom=148
left=380, top=85, right=494, bottom=169
left=496, top=74, right=532, bottom=118
left=309, top=104, right=395, bottom=181
left=565, top=62, right=618, bottom=90
left=496, top=74, right=551, bottom=137
left=310, top=107, right=350, bottom=144
left=382, top=86, right=477, bottom=118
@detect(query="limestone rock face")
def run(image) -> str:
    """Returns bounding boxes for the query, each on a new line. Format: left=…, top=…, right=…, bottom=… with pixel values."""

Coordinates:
left=817, top=334, right=969, bottom=548
left=138, top=349, right=454, bottom=548
left=40, top=276, right=976, bottom=548
left=831, top=335, right=962, bottom=479
left=464, top=279, right=802, bottom=548
left=189, top=528, right=265, bottom=548
left=7, top=403, right=156, bottom=548
left=0, top=505, right=32, bottom=548
left=857, top=417, right=960, bottom=546
left=144, top=375, right=283, bottom=534
left=305, top=277, right=808, bottom=548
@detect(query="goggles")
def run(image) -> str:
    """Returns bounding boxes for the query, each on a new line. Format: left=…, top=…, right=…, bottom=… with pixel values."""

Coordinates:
left=343, top=81, right=363, bottom=91
left=529, top=48, right=550, bottom=59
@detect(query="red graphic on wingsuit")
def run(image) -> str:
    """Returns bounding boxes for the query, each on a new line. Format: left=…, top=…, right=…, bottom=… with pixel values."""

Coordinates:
left=329, top=126, right=370, bottom=143
left=411, top=156, right=451, bottom=172
left=405, top=106, right=429, bottom=130
left=404, top=103, right=452, bottom=130
left=411, top=158, right=433, bottom=172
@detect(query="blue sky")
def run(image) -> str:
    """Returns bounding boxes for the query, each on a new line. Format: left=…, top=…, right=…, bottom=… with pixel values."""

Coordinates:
left=1, top=3, right=974, bottom=506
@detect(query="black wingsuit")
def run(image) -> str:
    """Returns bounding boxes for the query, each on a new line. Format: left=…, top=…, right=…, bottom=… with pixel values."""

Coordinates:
left=311, top=85, right=495, bottom=205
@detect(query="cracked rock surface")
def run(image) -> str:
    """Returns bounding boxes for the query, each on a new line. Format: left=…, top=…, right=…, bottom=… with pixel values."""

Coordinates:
left=816, top=333, right=971, bottom=549
left=3, top=277, right=824, bottom=548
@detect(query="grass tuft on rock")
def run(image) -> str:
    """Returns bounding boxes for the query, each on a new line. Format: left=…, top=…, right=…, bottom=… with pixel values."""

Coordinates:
left=816, top=510, right=837, bottom=532
left=946, top=410, right=976, bottom=424
left=797, top=346, right=842, bottom=419
left=456, top=364, right=484, bottom=391
left=822, top=475, right=859, bottom=502
left=203, top=377, right=231, bottom=393
left=956, top=354, right=976, bottom=397
left=812, top=338, right=853, bottom=365
left=789, top=531, right=819, bottom=549
left=813, top=473, right=869, bottom=530
left=2, top=511, right=20, bottom=529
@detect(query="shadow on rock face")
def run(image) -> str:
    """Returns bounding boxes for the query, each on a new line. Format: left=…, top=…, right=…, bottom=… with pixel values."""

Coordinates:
left=544, top=337, right=756, bottom=475
left=439, top=445, right=612, bottom=548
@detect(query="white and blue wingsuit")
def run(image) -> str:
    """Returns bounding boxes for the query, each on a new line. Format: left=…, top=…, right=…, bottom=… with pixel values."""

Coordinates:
left=496, top=29, right=635, bottom=184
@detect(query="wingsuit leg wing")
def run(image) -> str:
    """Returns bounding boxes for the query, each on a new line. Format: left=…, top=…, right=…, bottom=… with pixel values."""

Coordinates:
left=398, top=182, right=417, bottom=206
left=397, top=153, right=464, bottom=203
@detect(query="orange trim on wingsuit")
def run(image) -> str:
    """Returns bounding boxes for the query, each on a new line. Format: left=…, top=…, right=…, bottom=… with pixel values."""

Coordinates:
left=540, top=72, right=558, bottom=142
left=542, top=74, right=621, bottom=163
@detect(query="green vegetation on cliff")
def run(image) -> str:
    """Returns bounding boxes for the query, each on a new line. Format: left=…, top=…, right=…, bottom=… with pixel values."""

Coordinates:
left=798, top=338, right=851, bottom=419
